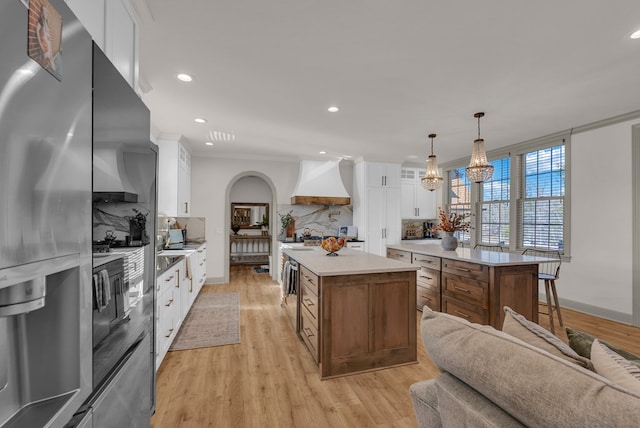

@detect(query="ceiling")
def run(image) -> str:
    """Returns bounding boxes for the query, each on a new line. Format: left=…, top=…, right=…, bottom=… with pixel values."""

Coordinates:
left=133, top=0, right=640, bottom=165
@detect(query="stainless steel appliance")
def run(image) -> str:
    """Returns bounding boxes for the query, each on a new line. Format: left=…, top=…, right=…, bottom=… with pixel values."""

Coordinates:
left=0, top=2, right=157, bottom=426
left=0, top=1, right=93, bottom=426
left=80, top=43, right=157, bottom=426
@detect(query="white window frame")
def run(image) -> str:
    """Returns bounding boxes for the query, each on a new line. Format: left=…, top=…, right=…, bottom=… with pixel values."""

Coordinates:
left=441, top=131, right=571, bottom=255
left=479, top=157, right=510, bottom=246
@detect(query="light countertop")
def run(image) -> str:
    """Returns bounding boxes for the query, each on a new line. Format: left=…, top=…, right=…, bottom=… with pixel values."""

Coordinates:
left=387, top=243, right=555, bottom=266
left=283, top=247, right=419, bottom=276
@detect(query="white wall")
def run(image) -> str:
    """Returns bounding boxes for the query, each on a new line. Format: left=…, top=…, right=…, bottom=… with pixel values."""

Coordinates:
left=191, top=157, right=299, bottom=281
left=564, top=118, right=639, bottom=319
left=230, top=176, right=272, bottom=203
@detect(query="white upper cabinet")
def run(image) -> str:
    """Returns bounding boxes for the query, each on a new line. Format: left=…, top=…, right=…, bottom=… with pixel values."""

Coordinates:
left=401, top=167, right=438, bottom=219
left=366, top=162, right=401, bottom=188
left=67, top=0, right=138, bottom=89
left=353, top=162, right=402, bottom=256
left=157, top=137, right=191, bottom=217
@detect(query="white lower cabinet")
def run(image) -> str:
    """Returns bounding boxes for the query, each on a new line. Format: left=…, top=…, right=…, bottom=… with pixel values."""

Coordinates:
left=346, top=241, right=364, bottom=251
left=156, top=262, right=181, bottom=369
left=155, top=242, right=207, bottom=370
left=193, top=242, right=207, bottom=299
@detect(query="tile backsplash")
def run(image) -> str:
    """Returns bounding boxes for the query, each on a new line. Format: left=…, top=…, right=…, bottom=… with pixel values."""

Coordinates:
left=277, top=204, right=353, bottom=239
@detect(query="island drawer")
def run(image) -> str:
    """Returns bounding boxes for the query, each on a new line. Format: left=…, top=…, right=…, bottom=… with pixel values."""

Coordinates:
left=442, top=296, right=488, bottom=324
left=300, top=265, right=319, bottom=295
left=442, top=273, right=489, bottom=309
left=301, top=282, right=319, bottom=327
left=417, top=286, right=440, bottom=312
left=416, top=267, right=440, bottom=291
left=300, top=307, right=319, bottom=363
left=412, top=254, right=441, bottom=270
left=442, top=259, right=489, bottom=282
left=386, top=248, right=411, bottom=262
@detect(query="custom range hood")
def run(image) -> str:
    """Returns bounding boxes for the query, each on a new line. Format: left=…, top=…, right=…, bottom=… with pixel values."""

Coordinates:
left=291, top=160, right=351, bottom=205
left=92, top=147, right=139, bottom=203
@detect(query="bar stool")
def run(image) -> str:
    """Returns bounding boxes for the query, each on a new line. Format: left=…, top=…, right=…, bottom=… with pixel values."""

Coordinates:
left=522, top=249, right=563, bottom=334
left=473, top=244, right=504, bottom=252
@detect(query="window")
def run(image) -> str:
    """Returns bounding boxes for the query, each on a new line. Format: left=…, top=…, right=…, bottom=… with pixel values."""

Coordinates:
left=443, top=136, right=567, bottom=252
left=519, top=145, right=565, bottom=251
left=449, top=167, right=471, bottom=243
left=480, top=158, right=510, bottom=245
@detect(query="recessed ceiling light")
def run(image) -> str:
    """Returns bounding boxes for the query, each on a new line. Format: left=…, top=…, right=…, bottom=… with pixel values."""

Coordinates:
left=194, top=118, right=207, bottom=123
left=631, top=29, right=640, bottom=39
left=205, top=142, right=214, bottom=146
left=319, top=151, right=327, bottom=154
left=327, top=106, right=339, bottom=113
left=177, top=73, right=193, bottom=82
left=342, top=155, right=352, bottom=159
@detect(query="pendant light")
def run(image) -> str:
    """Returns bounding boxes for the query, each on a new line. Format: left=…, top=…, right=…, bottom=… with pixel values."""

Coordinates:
left=465, top=112, right=494, bottom=183
left=421, top=133, right=443, bottom=191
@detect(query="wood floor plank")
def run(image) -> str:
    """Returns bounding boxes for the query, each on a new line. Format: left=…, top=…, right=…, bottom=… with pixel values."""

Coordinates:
left=151, top=265, right=640, bottom=427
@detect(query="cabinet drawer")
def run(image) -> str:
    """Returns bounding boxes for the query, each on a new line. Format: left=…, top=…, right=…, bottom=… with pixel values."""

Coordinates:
left=442, top=259, right=488, bottom=282
left=412, top=253, right=441, bottom=270
left=416, top=267, right=440, bottom=291
left=158, top=270, right=177, bottom=293
left=442, top=273, right=489, bottom=309
left=386, top=248, right=411, bottom=261
left=301, top=282, right=319, bottom=327
left=300, top=265, right=319, bottom=295
left=442, top=297, right=488, bottom=324
left=417, top=286, right=440, bottom=312
left=300, top=307, right=319, bottom=363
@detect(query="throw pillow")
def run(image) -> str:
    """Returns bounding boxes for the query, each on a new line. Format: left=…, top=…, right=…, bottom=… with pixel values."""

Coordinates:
left=566, top=327, right=640, bottom=368
left=591, top=339, right=640, bottom=394
left=502, top=306, right=593, bottom=370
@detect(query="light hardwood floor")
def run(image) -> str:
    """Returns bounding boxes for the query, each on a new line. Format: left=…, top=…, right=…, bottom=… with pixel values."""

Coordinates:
left=151, top=265, right=640, bottom=427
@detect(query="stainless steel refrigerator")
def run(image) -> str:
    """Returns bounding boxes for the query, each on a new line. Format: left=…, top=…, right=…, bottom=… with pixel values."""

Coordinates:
left=0, top=0, right=93, bottom=426
left=0, top=1, right=155, bottom=427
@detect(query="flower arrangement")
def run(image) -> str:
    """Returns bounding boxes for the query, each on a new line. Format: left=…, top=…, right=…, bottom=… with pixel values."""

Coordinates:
left=430, top=208, right=471, bottom=233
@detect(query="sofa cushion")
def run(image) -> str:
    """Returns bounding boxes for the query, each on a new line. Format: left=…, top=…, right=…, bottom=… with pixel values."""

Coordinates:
left=502, top=306, right=593, bottom=370
left=409, top=380, right=442, bottom=428
left=421, top=307, right=640, bottom=427
left=435, top=373, right=525, bottom=428
left=566, top=327, right=640, bottom=368
left=591, top=339, right=640, bottom=394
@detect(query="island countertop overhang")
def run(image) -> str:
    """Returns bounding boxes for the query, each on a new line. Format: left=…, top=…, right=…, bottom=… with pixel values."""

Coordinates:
left=282, top=247, right=419, bottom=276
left=387, top=243, right=555, bottom=266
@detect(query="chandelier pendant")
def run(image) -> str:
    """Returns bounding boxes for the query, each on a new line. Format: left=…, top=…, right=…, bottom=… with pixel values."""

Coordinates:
left=465, top=112, right=494, bottom=183
left=421, top=133, right=443, bottom=191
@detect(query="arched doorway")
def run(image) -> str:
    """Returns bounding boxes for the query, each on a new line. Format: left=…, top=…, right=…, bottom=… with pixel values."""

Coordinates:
left=224, top=172, right=278, bottom=282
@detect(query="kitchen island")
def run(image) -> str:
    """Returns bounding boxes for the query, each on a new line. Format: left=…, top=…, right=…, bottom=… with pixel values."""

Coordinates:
left=282, top=247, right=419, bottom=379
left=387, top=244, right=550, bottom=329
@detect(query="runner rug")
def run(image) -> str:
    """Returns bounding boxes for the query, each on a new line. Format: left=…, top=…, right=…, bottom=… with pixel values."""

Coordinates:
left=169, top=292, right=240, bottom=351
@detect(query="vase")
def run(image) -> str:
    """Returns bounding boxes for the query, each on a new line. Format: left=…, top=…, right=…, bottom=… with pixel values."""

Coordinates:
left=441, top=232, right=458, bottom=251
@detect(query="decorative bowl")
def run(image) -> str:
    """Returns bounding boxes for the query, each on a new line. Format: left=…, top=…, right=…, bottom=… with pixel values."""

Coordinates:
left=321, top=237, right=345, bottom=256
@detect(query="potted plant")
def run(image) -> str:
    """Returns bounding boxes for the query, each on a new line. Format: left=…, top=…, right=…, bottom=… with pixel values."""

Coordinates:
left=430, top=208, right=470, bottom=251
left=257, top=214, right=269, bottom=235
left=279, top=210, right=295, bottom=239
